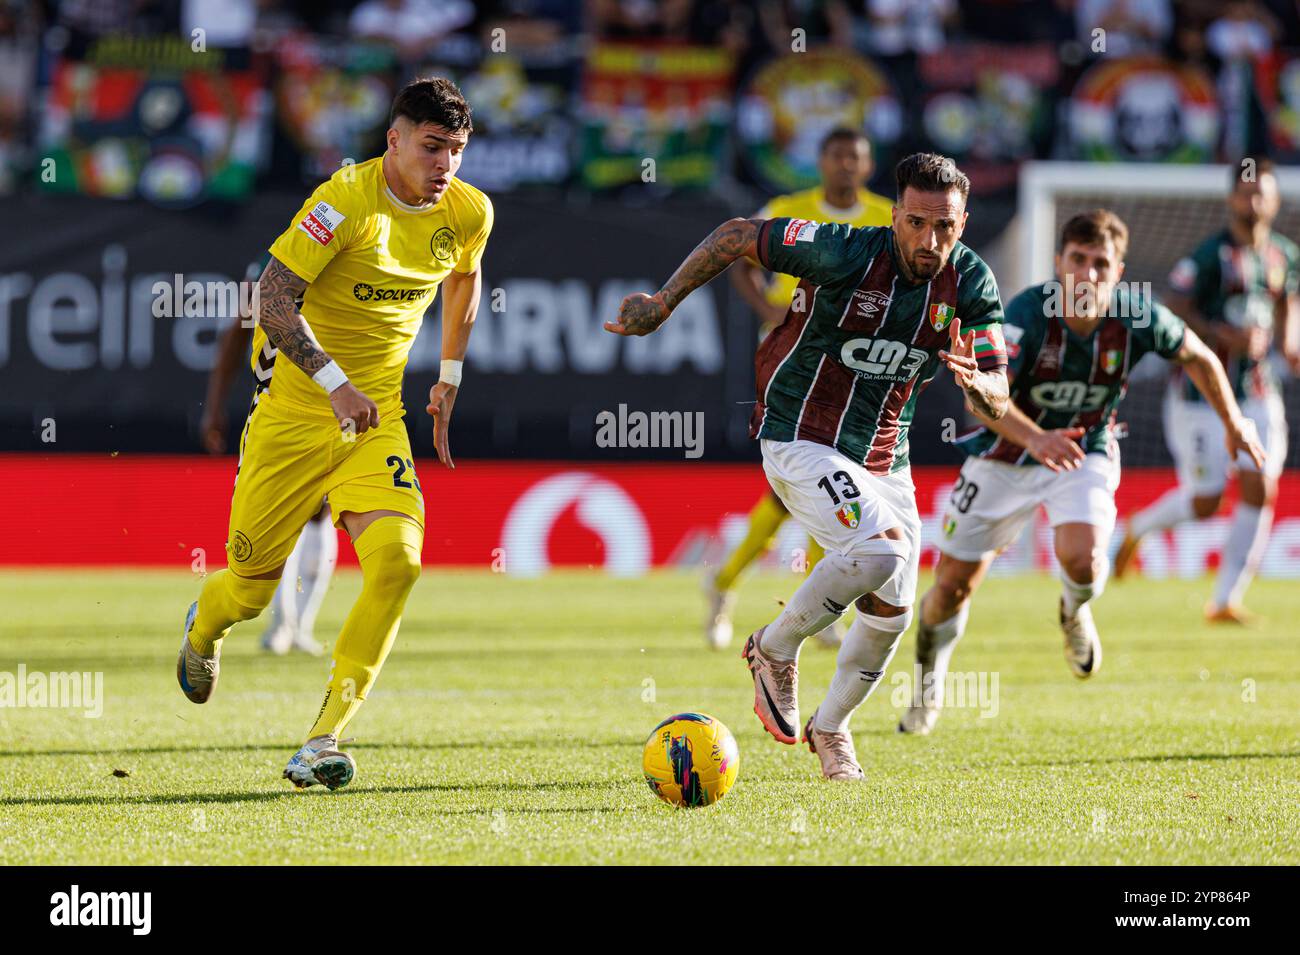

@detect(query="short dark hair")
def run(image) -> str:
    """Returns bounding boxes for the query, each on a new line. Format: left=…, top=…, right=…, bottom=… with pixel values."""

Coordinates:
left=894, top=152, right=969, bottom=203
left=820, top=126, right=870, bottom=154
left=390, top=77, right=473, bottom=134
left=1231, top=156, right=1275, bottom=191
left=1059, top=209, right=1129, bottom=261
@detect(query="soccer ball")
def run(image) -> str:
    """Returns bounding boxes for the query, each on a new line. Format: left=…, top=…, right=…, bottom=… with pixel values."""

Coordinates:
left=642, top=712, right=739, bottom=808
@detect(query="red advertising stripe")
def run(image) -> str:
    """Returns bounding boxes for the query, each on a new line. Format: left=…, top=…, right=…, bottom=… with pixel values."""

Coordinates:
left=1, top=454, right=1297, bottom=578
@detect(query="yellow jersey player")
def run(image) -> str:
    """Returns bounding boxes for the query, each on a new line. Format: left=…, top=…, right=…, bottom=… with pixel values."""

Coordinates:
left=706, top=127, right=893, bottom=650
left=176, top=77, right=493, bottom=791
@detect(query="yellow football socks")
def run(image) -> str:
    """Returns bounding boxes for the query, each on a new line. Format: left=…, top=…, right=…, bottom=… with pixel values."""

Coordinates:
left=189, top=570, right=279, bottom=657
left=307, top=515, right=422, bottom=741
left=714, top=491, right=788, bottom=592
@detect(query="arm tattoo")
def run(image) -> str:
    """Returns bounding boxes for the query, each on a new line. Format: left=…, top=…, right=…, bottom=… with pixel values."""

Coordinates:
left=257, top=256, right=331, bottom=376
left=963, top=370, right=1009, bottom=421
left=658, top=218, right=761, bottom=314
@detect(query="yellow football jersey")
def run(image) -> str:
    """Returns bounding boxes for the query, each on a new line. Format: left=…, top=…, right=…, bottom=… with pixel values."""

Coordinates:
left=258, top=157, right=493, bottom=416
left=757, top=186, right=893, bottom=308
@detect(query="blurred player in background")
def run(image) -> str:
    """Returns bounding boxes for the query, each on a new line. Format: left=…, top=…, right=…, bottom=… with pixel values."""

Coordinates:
left=609, top=154, right=1009, bottom=780
left=900, top=211, right=1264, bottom=735
left=1116, top=161, right=1300, bottom=623
left=200, top=255, right=335, bottom=657
left=177, top=77, right=493, bottom=791
left=704, top=127, right=894, bottom=651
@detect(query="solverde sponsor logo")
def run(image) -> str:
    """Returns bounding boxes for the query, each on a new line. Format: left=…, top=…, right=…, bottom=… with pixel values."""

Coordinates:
left=353, top=283, right=433, bottom=302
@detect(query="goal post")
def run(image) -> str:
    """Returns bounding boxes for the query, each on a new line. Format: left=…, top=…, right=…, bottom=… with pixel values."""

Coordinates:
left=1013, top=160, right=1300, bottom=468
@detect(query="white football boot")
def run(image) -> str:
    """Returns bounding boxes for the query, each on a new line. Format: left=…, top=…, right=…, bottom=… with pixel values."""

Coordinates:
left=1060, top=598, right=1102, bottom=679
left=898, top=620, right=941, bottom=735
left=704, top=580, right=737, bottom=650
left=803, top=711, right=864, bottom=781
left=743, top=627, right=800, bottom=744
left=283, top=735, right=356, bottom=791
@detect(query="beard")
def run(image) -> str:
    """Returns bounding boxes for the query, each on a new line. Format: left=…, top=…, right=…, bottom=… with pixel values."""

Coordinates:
left=909, top=253, right=944, bottom=280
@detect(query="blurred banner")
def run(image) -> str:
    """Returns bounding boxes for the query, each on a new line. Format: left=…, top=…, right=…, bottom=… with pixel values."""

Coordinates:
left=916, top=42, right=1058, bottom=195
left=736, top=49, right=900, bottom=195
left=273, top=36, right=397, bottom=184
left=451, top=49, right=576, bottom=192
left=1067, top=56, right=1219, bottom=163
left=37, top=35, right=270, bottom=206
left=0, top=190, right=799, bottom=458
left=579, top=42, right=734, bottom=191
left=4, top=456, right=1297, bottom=580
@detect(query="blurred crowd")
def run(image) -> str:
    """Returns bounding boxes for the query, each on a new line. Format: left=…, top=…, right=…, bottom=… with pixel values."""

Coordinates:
left=0, top=0, right=1293, bottom=65
left=4, top=0, right=1300, bottom=199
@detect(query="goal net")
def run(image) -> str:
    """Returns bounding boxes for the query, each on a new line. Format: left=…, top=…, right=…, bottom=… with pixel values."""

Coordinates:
left=1015, top=161, right=1300, bottom=469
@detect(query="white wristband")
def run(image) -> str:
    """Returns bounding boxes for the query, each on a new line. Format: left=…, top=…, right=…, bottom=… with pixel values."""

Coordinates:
left=312, top=360, right=348, bottom=393
left=440, top=359, right=463, bottom=388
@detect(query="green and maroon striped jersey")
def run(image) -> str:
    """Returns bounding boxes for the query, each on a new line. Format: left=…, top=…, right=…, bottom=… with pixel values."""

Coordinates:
left=750, top=218, right=1007, bottom=475
left=1168, top=228, right=1299, bottom=403
left=957, top=282, right=1186, bottom=465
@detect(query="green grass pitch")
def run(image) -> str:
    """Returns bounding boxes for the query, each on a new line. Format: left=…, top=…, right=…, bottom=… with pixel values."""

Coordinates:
left=0, top=568, right=1296, bottom=865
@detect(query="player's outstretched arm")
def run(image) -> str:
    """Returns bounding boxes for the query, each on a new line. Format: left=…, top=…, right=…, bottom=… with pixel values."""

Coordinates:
left=605, top=218, right=763, bottom=336
left=425, top=267, right=481, bottom=469
left=938, top=317, right=1009, bottom=421
left=257, top=256, right=379, bottom=434
left=972, top=393, right=1086, bottom=472
left=1174, top=328, right=1266, bottom=469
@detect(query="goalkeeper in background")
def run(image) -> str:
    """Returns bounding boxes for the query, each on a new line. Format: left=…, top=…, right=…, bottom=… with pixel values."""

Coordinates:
left=704, top=127, right=894, bottom=650
left=200, top=254, right=335, bottom=657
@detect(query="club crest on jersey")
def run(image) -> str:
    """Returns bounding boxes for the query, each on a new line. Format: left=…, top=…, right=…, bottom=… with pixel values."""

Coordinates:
left=835, top=502, right=862, bottom=529
left=431, top=227, right=457, bottom=262
left=298, top=201, right=345, bottom=247
left=1102, top=348, right=1123, bottom=374
left=929, top=303, right=955, bottom=331
left=782, top=219, right=819, bottom=245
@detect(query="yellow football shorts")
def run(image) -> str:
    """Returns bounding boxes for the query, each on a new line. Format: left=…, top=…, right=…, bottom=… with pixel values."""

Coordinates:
left=226, top=389, right=425, bottom=576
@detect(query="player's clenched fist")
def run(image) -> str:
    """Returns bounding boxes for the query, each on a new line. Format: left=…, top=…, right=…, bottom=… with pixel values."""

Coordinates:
left=605, top=291, right=670, bottom=337
left=329, top=381, right=380, bottom=436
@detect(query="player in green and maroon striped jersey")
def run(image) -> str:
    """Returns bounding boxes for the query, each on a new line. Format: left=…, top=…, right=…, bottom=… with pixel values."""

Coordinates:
left=606, top=153, right=1010, bottom=781
left=1118, top=160, right=1300, bottom=624
left=898, top=210, right=1264, bottom=737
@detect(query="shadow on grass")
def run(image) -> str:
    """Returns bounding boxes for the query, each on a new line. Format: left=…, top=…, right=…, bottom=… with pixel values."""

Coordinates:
left=1, top=779, right=625, bottom=808
left=1021, top=750, right=1300, bottom=768
left=0, top=737, right=632, bottom=760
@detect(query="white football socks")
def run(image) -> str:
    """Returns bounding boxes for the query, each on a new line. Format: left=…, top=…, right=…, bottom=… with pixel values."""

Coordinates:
left=1061, top=563, right=1107, bottom=619
left=915, top=603, right=970, bottom=708
left=761, top=542, right=908, bottom=661
left=262, top=512, right=338, bottom=643
left=1212, top=504, right=1272, bottom=610
left=1128, top=487, right=1195, bottom=539
left=816, top=609, right=911, bottom=733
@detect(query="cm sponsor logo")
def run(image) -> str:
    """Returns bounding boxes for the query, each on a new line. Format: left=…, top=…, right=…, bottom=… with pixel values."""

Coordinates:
left=1028, top=381, right=1109, bottom=412
left=353, top=283, right=432, bottom=303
